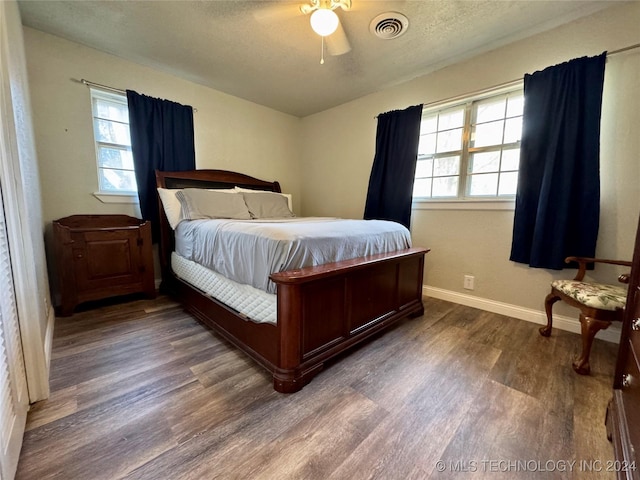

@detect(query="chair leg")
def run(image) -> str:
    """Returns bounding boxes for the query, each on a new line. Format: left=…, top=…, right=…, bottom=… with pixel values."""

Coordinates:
left=573, top=314, right=611, bottom=375
left=540, top=291, right=561, bottom=337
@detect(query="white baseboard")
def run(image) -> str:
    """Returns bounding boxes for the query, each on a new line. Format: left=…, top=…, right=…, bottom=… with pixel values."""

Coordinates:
left=423, top=285, right=622, bottom=344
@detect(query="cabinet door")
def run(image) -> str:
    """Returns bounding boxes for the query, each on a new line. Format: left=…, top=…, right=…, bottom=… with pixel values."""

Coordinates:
left=622, top=290, right=640, bottom=473
left=630, top=287, right=640, bottom=364
left=72, top=229, right=144, bottom=294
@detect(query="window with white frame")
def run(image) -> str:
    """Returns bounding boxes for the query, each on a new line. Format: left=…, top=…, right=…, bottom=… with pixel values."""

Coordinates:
left=90, top=89, right=137, bottom=194
left=413, top=85, right=524, bottom=201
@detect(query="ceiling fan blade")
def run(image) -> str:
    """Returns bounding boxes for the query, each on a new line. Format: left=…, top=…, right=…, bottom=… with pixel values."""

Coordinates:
left=326, top=20, right=351, bottom=56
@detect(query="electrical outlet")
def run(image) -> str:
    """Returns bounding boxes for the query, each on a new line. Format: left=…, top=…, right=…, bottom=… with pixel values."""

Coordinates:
left=464, top=275, right=475, bottom=290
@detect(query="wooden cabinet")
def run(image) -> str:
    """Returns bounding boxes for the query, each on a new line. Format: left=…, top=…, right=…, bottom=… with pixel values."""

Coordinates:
left=608, top=214, right=640, bottom=479
left=53, top=215, right=156, bottom=316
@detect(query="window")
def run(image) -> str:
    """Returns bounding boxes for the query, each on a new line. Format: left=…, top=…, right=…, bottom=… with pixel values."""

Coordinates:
left=413, top=85, right=523, bottom=201
left=90, top=89, right=137, bottom=194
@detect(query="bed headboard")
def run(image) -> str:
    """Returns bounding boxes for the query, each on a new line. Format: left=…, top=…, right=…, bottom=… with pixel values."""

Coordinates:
left=156, top=169, right=282, bottom=192
left=155, top=169, right=282, bottom=288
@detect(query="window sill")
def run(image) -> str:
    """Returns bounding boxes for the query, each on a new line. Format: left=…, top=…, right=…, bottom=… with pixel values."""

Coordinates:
left=412, top=198, right=515, bottom=211
left=93, top=192, right=139, bottom=204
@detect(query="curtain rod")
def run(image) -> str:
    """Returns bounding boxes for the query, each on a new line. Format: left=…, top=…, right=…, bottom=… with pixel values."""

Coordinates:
left=402, top=42, right=640, bottom=116
left=79, top=78, right=124, bottom=94
left=608, top=42, right=640, bottom=56
left=76, top=78, right=198, bottom=112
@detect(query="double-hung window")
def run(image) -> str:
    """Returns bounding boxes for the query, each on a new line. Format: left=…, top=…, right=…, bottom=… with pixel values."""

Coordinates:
left=90, top=89, right=137, bottom=196
left=413, top=85, right=524, bottom=203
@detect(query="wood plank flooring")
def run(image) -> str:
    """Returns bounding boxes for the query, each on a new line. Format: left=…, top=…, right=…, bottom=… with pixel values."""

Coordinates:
left=16, top=296, right=619, bottom=479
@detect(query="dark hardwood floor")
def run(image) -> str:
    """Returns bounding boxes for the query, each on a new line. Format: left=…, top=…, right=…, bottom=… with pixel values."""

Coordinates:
left=16, top=296, right=618, bottom=479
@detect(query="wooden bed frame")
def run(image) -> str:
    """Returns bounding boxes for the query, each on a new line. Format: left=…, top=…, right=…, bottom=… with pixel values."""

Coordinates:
left=156, top=169, right=428, bottom=392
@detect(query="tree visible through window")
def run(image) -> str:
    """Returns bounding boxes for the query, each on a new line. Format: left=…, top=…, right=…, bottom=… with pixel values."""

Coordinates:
left=413, top=86, right=523, bottom=200
left=90, top=89, right=137, bottom=193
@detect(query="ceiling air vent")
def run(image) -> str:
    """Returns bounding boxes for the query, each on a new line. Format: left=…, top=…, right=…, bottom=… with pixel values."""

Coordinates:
left=369, top=12, right=409, bottom=40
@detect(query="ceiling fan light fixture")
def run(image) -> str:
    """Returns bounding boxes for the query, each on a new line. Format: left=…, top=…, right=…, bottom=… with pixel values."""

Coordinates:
left=310, top=8, right=339, bottom=37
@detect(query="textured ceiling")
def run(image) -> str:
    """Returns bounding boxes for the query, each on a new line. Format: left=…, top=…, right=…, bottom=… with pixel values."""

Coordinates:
left=18, top=0, right=624, bottom=117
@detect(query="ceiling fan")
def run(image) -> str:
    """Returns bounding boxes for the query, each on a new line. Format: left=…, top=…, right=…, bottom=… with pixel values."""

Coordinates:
left=254, top=0, right=352, bottom=63
left=302, top=0, right=352, bottom=61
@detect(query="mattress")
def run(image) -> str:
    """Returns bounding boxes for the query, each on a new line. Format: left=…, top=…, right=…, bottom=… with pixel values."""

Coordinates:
left=174, top=217, right=411, bottom=293
left=171, top=252, right=277, bottom=324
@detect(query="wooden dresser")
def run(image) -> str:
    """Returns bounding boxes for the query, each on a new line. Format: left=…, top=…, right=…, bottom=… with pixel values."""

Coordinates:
left=608, top=213, right=640, bottom=479
left=53, top=215, right=156, bottom=316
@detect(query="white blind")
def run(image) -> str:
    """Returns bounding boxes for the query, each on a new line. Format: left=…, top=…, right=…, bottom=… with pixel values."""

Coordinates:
left=0, top=180, right=28, bottom=478
left=0, top=307, right=16, bottom=457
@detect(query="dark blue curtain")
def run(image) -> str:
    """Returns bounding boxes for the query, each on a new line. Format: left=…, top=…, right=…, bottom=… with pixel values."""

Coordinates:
left=363, top=104, right=423, bottom=229
left=510, top=53, right=606, bottom=269
left=127, top=90, right=196, bottom=241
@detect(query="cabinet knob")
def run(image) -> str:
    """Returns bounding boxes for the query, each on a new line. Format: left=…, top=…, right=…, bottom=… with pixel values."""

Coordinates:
left=622, top=374, right=632, bottom=388
left=632, top=318, right=640, bottom=331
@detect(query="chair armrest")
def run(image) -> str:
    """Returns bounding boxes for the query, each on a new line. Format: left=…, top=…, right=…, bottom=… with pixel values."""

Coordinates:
left=564, top=256, right=632, bottom=281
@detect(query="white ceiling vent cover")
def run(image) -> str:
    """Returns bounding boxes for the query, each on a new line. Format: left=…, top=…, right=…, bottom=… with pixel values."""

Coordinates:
left=369, top=12, right=409, bottom=40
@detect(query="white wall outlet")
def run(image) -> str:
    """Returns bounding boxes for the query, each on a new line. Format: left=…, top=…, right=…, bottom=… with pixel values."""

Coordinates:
left=463, top=275, right=475, bottom=290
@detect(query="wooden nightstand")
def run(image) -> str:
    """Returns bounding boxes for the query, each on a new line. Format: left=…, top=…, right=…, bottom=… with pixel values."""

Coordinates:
left=52, top=214, right=156, bottom=316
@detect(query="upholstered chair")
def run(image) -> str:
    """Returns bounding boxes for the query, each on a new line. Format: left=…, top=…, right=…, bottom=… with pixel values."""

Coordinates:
left=541, top=256, right=631, bottom=375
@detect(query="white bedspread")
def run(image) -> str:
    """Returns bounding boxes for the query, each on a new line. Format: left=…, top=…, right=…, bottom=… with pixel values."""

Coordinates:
left=174, top=217, right=411, bottom=293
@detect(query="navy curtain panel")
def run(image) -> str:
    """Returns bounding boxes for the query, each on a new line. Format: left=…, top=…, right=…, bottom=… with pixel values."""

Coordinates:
left=126, top=90, right=196, bottom=242
left=509, top=53, right=606, bottom=269
left=363, top=104, right=423, bottom=229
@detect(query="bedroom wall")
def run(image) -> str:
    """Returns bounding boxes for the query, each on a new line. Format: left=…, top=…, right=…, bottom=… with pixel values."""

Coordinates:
left=299, top=2, right=640, bottom=325
left=23, top=27, right=302, bottom=293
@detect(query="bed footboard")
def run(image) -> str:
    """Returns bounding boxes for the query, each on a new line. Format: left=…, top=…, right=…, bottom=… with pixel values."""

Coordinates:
left=270, top=247, right=428, bottom=392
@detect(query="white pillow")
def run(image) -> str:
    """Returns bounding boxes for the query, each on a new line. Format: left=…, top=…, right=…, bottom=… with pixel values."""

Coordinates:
left=157, top=188, right=182, bottom=229
left=157, top=187, right=235, bottom=229
left=234, top=187, right=293, bottom=212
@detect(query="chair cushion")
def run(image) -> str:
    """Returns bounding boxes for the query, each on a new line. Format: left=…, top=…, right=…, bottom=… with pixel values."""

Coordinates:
left=551, top=280, right=627, bottom=311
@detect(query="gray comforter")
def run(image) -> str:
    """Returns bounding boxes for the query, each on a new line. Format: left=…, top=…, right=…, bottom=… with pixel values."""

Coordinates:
left=174, top=217, right=411, bottom=293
